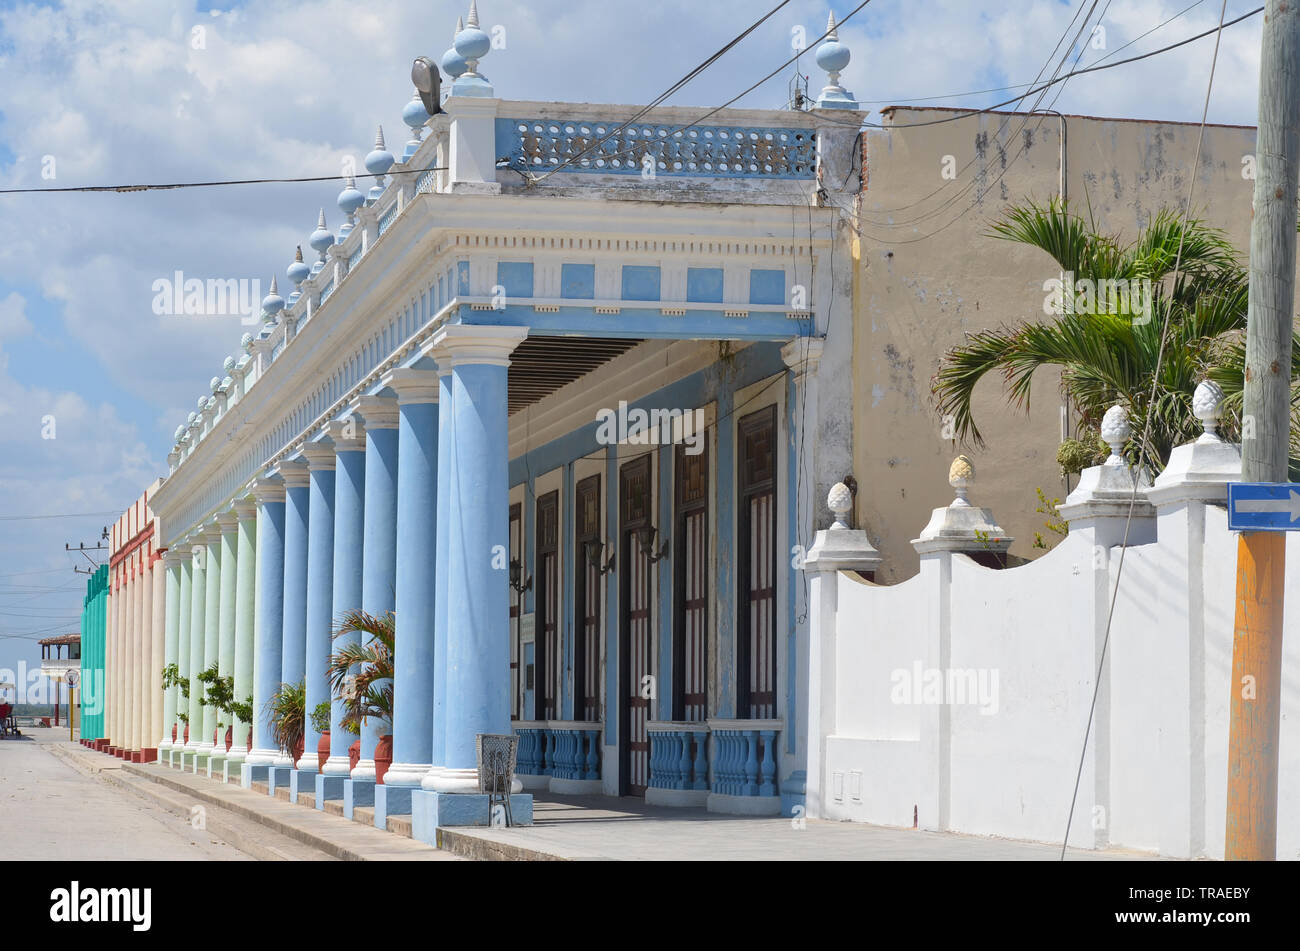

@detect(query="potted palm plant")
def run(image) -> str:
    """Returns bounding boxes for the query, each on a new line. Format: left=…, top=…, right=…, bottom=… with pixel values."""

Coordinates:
left=266, top=680, right=307, bottom=765
left=327, top=610, right=395, bottom=783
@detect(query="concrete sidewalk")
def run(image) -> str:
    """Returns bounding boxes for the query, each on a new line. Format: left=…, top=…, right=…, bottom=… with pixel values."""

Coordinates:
left=58, top=738, right=1163, bottom=861
left=440, top=794, right=1162, bottom=861
left=47, top=739, right=457, bottom=861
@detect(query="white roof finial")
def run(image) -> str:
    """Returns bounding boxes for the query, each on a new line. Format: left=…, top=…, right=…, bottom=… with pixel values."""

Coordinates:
left=269, top=275, right=279, bottom=295
left=467, top=1, right=480, bottom=30
left=373, top=125, right=386, bottom=150
left=455, top=14, right=464, bottom=38
left=826, top=11, right=838, bottom=41
left=316, top=208, right=327, bottom=230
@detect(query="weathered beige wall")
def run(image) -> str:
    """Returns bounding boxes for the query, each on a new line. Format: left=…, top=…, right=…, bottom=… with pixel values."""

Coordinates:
left=853, top=107, right=1259, bottom=582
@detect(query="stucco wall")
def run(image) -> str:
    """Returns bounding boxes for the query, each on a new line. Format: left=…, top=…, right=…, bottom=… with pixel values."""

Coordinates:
left=810, top=488, right=1300, bottom=858
left=853, top=107, right=1260, bottom=581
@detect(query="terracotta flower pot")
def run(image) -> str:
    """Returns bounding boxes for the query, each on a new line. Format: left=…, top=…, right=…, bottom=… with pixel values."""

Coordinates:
left=348, top=740, right=360, bottom=771
left=375, top=734, right=393, bottom=785
left=225, top=726, right=233, bottom=751
left=318, top=730, right=331, bottom=770
left=171, top=724, right=177, bottom=742
left=291, top=736, right=304, bottom=765
left=247, top=730, right=252, bottom=752
left=183, top=723, right=189, bottom=744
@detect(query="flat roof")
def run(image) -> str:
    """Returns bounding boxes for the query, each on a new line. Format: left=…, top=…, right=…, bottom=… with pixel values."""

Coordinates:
left=878, top=104, right=1254, bottom=132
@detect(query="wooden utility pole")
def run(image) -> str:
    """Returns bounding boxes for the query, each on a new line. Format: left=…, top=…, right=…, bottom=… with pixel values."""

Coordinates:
left=1226, top=0, right=1300, bottom=861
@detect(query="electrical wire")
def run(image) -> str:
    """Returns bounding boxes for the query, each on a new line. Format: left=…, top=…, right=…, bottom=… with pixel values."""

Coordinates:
left=1059, top=0, right=1233, bottom=861
left=0, top=164, right=447, bottom=196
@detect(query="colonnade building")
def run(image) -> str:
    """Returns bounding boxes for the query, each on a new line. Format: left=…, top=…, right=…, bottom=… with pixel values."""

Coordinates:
left=88, top=7, right=865, bottom=836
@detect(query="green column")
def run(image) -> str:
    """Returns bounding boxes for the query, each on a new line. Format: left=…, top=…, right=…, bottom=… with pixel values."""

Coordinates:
left=176, top=552, right=192, bottom=748
left=201, top=522, right=222, bottom=752
left=229, top=498, right=258, bottom=762
left=186, top=534, right=206, bottom=749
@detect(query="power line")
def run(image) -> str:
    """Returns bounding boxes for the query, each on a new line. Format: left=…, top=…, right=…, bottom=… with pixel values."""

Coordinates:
left=521, top=0, right=797, bottom=184
left=1059, top=0, right=1233, bottom=861
left=0, top=164, right=447, bottom=196
left=843, top=1, right=1256, bottom=247
left=852, top=0, right=1208, bottom=107
left=528, top=0, right=878, bottom=183
left=863, top=4, right=1262, bottom=130
left=0, top=510, right=120, bottom=521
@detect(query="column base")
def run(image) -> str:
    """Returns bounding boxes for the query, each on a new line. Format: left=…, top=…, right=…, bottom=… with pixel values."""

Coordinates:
left=410, top=790, right=534, bottom=843
left=374, top=784, right=415, bottom=830
left=383, top=762, right=432, bottom=788
left=315, top=773, right=348, bottom=810
left=240, top=762, right=272, bottom=789
left=290, top=769, right=318, bottom=804
left=351, top=759, right=378, bottom=782
left=267, top=765, right=295, bottom=796
left=321, top=755, right=352, bottom=777
left=344, top=779, right=376, bottom=819
left=420, top=766, right=480, bottom=794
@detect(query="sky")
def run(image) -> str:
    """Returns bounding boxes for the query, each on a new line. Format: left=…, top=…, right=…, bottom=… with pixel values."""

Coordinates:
left=0, top=0, right=1270, bottom=676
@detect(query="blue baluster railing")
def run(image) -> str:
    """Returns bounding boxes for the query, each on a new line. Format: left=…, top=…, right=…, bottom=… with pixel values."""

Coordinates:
left=706, top=725, right=779, bottom=799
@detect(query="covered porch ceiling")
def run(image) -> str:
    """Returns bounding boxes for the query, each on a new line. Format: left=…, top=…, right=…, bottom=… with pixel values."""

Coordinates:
left=507, top=336, right=644, bottom=415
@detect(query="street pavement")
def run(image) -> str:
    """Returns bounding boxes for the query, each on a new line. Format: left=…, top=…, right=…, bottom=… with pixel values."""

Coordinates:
left=0, top=728, right=249, bottom=860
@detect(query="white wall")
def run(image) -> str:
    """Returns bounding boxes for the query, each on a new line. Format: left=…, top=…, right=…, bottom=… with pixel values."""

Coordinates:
left=811, top=491, right=1300, bottom=858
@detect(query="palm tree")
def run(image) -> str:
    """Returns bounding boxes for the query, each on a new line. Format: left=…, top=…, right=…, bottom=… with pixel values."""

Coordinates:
left=932, top=199, right=1298, bottom=474
left=326, top=610, right=394, bottom=734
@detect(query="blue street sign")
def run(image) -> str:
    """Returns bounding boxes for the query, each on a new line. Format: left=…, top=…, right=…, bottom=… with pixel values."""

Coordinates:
left=1227, top=483, right=1300, bottom=532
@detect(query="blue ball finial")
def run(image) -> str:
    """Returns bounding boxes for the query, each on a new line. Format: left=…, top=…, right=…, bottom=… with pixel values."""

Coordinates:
left=403, top=91, right=431, bottom=160
left=452, top=2, right=494, bottom=96
left=442, top=17, right=469, bottom=78
left=309, top=209, right=333, bottom=274
left=814, top=12, right=858, bottom=110
left=365, top=126, right=395, bottom=202
left=337, top=177, right=365, bottom=238
left=287, top=245, right=311, bottom=298
left=262, top=275, right=285, bottom=317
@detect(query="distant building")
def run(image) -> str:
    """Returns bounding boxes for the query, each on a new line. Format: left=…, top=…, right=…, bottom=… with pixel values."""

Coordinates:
left=37, top=633, right=79, bottom=727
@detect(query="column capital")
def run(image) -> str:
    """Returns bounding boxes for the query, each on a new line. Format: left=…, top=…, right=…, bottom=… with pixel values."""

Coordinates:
left=383, top=366, right=441, bottom=405
left=430, top=324, right=528, bottom=368
left=781, top=337, right=824, bottom=376
left=200, top=520, right=223, bottom=544
left=300, top=440, right=338, bottom=470
left=356, top=393, right=400, bottom=429
left=326, top=418, right=366, bottom=452
left=215, top=510, right=239, bottom=533
left=276, top=459, right=312, bottom=489
left=249, top=476, right=286, bottom=505
left=233, top=497, right=258, bottom=521
left=161, top=548, right=189, bottom=568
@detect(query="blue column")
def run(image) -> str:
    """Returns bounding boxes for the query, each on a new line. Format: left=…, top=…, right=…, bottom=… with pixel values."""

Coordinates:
left=426, top=326, right=526, bottom=793
left=298, top=442, right=336, bottom=774
left=385, top=368, right=440, bottom=788
left=424, top=358, right=454, bottom=788
left=352, top=395, right=399, bottom=784
left=277, top=461, right=311, bottom=767
left=246, top=478, right=286, bottom=769
left=322, top=418, right=365, bottom=777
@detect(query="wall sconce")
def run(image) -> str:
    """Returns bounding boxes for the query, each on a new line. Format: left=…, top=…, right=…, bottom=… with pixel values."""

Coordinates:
left=636, top=526, right=669, bottom=564
left=583, top=539, right=617, bottom=576
left=509, top=557, right=532, bottom=595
